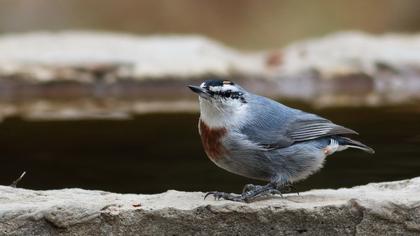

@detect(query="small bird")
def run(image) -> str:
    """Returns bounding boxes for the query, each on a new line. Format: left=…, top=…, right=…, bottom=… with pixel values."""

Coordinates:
left=188, top=80, right=374, bottom=202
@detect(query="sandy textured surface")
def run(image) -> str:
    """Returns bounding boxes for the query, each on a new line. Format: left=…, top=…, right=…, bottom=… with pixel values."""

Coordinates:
left=1, top=177, right=420, bottom=235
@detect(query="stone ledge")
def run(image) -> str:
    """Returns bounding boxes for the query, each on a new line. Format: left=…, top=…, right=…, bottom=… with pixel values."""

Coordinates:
left=1, top=177, right=420, bottom=235
left=2, top=31, right=420, bottom=121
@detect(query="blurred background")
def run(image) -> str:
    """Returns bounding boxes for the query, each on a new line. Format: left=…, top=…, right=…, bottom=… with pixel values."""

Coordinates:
left=1, top=0, right=419, bottom=194
left=1, top=0, right=420, bottom=49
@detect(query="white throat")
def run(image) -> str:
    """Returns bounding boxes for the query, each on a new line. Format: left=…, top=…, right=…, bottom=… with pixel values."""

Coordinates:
left=198, top=97, right=248, bottom=128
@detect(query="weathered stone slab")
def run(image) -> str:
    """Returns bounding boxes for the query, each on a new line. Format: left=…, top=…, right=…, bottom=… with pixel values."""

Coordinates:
left=1, top=177, right=419, bottom=235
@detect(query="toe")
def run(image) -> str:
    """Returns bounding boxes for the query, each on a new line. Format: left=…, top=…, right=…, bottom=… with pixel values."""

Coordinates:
left=242, top=184, right=255, bottom=193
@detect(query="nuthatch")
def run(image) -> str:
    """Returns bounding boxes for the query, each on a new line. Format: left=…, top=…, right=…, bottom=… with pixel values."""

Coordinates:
left=188, top=80, right=374, bottom=202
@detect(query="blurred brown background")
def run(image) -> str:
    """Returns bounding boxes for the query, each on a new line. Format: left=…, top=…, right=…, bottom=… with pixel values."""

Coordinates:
left=1, top=0, right=420, bottom=49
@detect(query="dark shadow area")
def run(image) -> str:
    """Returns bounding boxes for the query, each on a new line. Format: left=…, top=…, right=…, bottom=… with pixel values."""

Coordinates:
left=1, top=103, right=419, bottom=194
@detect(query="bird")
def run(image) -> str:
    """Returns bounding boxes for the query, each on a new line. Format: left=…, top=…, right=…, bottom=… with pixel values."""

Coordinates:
left=188, top=79, right=374, bottom=202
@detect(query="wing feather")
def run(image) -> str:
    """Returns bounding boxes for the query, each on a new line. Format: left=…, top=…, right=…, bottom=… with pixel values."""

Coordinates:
left=287, top=115, right=358, bottom=142
left=239, top=95, right=358, bottom=150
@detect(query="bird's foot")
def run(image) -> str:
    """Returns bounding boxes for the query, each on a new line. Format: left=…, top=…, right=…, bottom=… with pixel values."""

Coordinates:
left=242, top=184, right=263, bottom=193
left=240, top=182, right=285, bottom=201
left=205, top=183, right=286, bottom=203
left=242, top=183, right=283, bottom=198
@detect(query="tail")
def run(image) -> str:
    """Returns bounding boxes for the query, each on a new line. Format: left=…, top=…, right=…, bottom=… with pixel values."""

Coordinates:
left=336, top=136, right=375, bottom=154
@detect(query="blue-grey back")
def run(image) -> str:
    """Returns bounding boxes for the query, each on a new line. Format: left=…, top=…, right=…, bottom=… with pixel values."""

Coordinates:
left=239, top=93, right=357, bottom=149
left=239, top=94, right=299, bottom=148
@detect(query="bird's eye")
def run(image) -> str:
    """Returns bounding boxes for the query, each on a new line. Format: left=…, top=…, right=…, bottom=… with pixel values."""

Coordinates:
left=224, top=90, right=232, bottom=97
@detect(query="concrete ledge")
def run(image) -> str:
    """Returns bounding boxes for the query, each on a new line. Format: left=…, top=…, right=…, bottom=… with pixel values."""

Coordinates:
left=1, top=177, right=420, bottom=235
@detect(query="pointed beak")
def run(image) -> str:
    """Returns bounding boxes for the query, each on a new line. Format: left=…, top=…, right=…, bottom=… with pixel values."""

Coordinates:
left=187, top=85, right=211, bottom=98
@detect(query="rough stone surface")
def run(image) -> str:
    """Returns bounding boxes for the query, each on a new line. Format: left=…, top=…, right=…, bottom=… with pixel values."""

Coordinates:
left=1, top=177, right=420, bottom=235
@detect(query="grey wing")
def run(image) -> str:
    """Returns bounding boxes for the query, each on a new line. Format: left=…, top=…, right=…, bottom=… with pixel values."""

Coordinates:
left=240, top=96, right=357, bottom=149
left=285, top=113, right=358, bottom=142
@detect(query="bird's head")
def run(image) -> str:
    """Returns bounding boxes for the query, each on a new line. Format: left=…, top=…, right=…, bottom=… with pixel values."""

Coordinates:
left=188, top=80, right=249, bottom=127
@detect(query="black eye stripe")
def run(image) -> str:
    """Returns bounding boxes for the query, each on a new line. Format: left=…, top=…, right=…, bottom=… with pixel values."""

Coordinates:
left=204, top=83, right=247, bottom=103
left=211, top=90, right=243, bottom=99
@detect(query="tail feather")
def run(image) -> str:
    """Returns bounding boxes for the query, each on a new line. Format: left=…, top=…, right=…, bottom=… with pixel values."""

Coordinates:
left=337, top=137, right=375, bottom=154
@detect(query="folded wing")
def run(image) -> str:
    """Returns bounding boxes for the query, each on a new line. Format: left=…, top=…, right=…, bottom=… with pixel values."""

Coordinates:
left=241, top=96, right=358, bottom=149
left=286, top=114, right=358, bottom=142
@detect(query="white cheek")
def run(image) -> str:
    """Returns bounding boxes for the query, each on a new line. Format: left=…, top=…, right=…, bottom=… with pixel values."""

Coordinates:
left=199, top=98, right=248, bottom=128
left=223, top=98, right=243, bottom=108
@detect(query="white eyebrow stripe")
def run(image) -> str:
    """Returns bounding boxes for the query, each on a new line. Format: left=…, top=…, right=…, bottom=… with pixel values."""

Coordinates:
left=209, top=84, right=238, bottom=92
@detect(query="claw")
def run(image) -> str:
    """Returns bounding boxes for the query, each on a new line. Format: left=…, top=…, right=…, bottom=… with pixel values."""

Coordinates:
left=204, top=192, right=215, bottom=200
left=267, top=189, right=283, bottom=198
left=242, top=184, right=254, bottom=193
